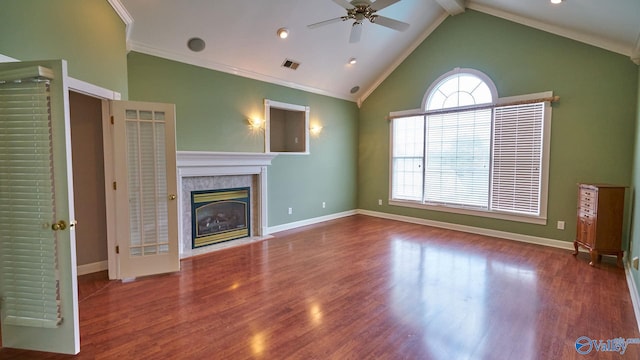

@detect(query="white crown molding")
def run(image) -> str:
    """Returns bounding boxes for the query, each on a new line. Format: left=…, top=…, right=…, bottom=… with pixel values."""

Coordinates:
left=129, top=41, right=357, bottom=103
left=435, top=0, right=466, bottom=16
left=468, top=3, right=633, bottom=61
left=358, top=12, right=450, bottom=107
left=107, top=0, right=134, bottom=43
left=632, top=31, right=640, bottom=65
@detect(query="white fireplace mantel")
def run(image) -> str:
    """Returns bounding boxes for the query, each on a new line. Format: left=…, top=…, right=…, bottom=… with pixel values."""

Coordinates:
left=176, top=151, right=277, bottom=256
left=177, top=151, right=277, bottom=169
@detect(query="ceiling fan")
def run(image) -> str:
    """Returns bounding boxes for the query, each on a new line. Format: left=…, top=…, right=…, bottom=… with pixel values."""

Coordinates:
left=308, top=0, right=410, bottom=43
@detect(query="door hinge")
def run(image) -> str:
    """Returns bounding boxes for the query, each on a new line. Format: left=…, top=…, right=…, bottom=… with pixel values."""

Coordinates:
left=110, top=115, right=114, bottom=125
left=116, top=245, right=120, bottom=254
left=113, top=181, right=117, bottom=190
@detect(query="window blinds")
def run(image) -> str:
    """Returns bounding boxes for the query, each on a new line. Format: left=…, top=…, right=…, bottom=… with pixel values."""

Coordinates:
left=491, top=102, right=544, bottom=215
left=424, top=109, right=492, bottom=208
left=0, top=79, right=62, bottom=328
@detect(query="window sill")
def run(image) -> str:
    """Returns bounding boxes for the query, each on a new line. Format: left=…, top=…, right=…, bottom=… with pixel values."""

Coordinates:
left=388, top=199, right=547, bottom=225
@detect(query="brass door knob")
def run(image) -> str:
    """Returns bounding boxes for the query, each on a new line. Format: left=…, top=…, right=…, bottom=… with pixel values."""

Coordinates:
left=51, top=220, right=67, bottom=231
left=169, top=194, right=177, bottom=200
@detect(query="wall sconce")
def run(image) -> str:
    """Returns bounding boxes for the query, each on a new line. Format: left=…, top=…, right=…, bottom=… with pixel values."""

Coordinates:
left=248, top=117, right=264, bottom=130
left=310, top=124, right=323, bottom=136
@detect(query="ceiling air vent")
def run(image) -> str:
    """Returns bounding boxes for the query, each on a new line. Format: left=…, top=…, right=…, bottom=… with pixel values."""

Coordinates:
left=282, top=59, right=300, bottom=70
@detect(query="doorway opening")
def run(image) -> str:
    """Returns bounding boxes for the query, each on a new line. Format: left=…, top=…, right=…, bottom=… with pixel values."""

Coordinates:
left=69, top=91, right=109, bottom=275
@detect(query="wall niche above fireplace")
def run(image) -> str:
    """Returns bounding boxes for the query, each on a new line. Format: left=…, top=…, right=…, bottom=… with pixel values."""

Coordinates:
left=264, top=99, right=310, bottom=154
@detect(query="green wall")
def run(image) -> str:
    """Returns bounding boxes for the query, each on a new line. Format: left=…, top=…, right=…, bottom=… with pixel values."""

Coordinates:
left=0, top=0, right=128, bottom=98
left=359, top=10, right=639, bottom=243
left=127, top=52, right=359, bottom=226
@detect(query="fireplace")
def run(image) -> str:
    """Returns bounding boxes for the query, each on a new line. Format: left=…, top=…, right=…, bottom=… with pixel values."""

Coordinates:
left=191, top=187, right=250, bottom=248
left=177, top=151, right=277, bottom=258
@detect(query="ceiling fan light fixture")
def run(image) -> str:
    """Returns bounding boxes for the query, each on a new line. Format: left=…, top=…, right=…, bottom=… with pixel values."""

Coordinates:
left=307, top=0, right=409, bottom=43
left=277, top=28, right=289, bottom=39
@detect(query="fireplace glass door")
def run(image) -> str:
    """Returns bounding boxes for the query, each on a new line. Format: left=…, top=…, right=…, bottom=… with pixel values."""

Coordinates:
left=191, top=188, right=250, bottom=248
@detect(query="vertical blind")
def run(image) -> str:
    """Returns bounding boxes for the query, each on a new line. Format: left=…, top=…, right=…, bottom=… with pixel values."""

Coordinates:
left=0, top=78, right=62, bottom=328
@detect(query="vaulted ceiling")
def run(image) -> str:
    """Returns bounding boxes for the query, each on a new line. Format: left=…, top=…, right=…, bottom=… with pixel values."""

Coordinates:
left=115, top=0, right=640, bottom=104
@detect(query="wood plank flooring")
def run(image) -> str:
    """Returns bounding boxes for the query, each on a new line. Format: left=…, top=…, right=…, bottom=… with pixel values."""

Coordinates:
left=2, top=215, right=639, bottom=359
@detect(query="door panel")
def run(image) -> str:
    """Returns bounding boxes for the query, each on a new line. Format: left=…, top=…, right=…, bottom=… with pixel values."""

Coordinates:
left=112, top=101, right=179, bottom=279
left=0, top=60, right=79, bottom=354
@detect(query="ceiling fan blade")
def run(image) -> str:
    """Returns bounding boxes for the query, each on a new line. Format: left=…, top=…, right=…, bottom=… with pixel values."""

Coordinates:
left=308, top=17, right=347, bottom=29
left=349, top=22, right=363, bottom=43
left=370, top=15, right=410, bottom=31
left=370, top=0, right=401, bottom=11
left=333, top=0, right=355, bottom=9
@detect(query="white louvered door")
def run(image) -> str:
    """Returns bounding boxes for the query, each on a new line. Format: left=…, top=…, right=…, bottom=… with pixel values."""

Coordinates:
left=0, top=61, right=80, bottom=354
left=112, top=101, right=179, bottom=279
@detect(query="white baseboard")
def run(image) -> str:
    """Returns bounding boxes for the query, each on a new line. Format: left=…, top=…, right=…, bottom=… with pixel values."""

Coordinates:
left=357, top=209, right=576, bottom=250
left=77, top=261, right=108, bottom=276
left=625, top=263, right=640, bottom=333
left=267, top=210, right=358, bottom=234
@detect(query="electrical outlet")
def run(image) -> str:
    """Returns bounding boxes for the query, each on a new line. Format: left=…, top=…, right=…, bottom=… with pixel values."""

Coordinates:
left=288, top=207, right=292, bottom=215
left=322, top=202, right=326, bottom=208
left=633, top=257, right=639, bottom=270
left=378, top=199, right=382, bottom=206
left=557, top=221, right=565, bottom=230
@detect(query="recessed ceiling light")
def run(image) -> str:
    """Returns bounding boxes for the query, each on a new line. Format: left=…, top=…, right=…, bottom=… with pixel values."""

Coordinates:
left=348, top=57, right=357, bottom=65
left=277, top=28, right=289, bottom=39
left=550, top=0, right=562, bottom=4
left=187, top=37, right=206, bottom=52
left=350, top=86, right=360, bottom=94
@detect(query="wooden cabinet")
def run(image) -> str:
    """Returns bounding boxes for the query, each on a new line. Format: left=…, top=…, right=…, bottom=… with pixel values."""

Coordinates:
left=573, top=184, right=625, bottom=266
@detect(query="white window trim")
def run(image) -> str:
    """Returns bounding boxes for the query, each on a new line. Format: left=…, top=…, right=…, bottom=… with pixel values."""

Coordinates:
left=388, top=91, right=553, bottom=226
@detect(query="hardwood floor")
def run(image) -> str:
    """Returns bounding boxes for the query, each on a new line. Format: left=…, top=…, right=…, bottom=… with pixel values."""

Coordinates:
left=2, top=215, right=639, bottom=359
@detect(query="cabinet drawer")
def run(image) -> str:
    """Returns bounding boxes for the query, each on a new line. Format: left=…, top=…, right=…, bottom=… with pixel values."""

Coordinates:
left=579, top=210, right=595, bottom=218
left=579, top=189, right=597, bottom=215
left=580, top=187, right=597, bottom=198
left=580, top=192, right=596, bottom=205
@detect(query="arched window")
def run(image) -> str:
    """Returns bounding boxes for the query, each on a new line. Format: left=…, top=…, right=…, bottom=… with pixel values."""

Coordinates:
left=423, top=69, right=496, bottom=110
left=390, top=68, right=552, bottom=223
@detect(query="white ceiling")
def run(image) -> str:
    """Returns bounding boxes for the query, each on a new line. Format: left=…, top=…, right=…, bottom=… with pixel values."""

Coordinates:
left=116, top=0, right=640, bottom=104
